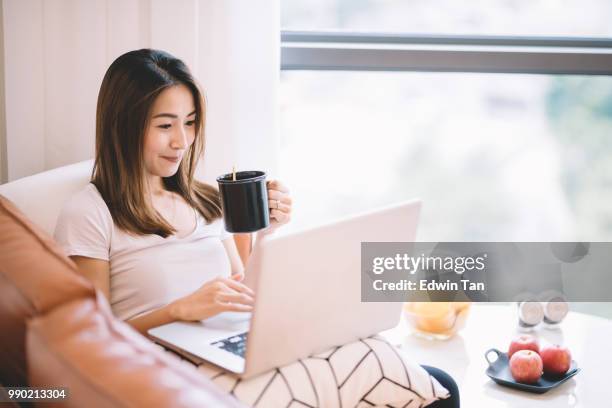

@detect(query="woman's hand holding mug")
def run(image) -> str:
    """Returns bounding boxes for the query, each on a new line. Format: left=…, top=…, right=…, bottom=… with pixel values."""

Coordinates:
left=266, top=179, right=292, bottom=229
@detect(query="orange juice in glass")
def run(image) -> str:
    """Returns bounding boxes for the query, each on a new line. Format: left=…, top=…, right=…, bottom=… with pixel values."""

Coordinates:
left=403, top=302, right=471, bottom=340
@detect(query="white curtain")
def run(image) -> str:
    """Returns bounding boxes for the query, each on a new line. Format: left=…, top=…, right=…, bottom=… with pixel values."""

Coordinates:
left=1, top=0, right=280, bottom=185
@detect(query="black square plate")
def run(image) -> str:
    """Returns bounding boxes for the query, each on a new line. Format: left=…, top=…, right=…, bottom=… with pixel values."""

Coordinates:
left=485, top=348, right=579, bottom=394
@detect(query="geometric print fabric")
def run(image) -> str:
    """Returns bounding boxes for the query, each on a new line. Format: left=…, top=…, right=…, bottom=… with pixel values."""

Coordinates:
left=186, top=335, right=450, bottom=407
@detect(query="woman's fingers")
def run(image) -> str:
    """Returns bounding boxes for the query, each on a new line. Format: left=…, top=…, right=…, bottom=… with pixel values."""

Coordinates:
left=219, top=277, right=255, bottom=296
left=268, top=199, right=291, bottom=213
left=266, top=180, right=290, bottom=194
left=221, top=303, right=253, bottom=313
left=266, top=180, right=292, bottom=228
left=267, top=190, right=292, bottom=203
left=270, top=209, right=291, bottom=224
left=216, top=292, right=254, bottom=306
left=231, top=272, right=245, bottom=282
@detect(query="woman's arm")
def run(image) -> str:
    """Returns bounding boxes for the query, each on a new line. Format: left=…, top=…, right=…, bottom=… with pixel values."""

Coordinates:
left=126, top=304, right=176, bottom=335
left=233, top=233, right=252, bottom=267
left=223, top=236, right=247, bottom=278
left=70, top=256, right=111, bottom=299
left=71, top=255, right=254, bottom=336
left=70, top=255, right=177, bottom=335
left=127, top=281, right=254, bottom=335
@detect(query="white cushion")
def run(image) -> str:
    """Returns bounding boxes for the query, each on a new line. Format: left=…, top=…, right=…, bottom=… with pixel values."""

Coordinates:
left=189, top=336, right=450, bottom=407
left=0, top=160, right=93, bottom=235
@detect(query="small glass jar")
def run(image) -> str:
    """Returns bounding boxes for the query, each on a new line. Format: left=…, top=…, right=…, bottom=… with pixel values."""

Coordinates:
left=516, top=301, right=544, bottom=331
left=542, top=299, right=569, bottom=328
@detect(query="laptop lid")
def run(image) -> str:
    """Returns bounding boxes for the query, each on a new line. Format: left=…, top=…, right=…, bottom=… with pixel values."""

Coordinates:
left=242, top=199, right=421, bottom=378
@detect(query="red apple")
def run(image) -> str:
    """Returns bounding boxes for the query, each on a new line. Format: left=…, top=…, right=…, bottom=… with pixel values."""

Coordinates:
left=508, top=334, right=540, bottom=358
left=540, top=345, right=571, bottom=376
left=510, top=350, right=543, bottom=384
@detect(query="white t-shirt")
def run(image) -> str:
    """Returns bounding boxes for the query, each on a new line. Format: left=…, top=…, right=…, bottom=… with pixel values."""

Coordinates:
left=54, top=183, right=233, bottom=321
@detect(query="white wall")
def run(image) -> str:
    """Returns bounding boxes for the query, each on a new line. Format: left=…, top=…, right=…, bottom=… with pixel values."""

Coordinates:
left=0, top=0, right=279, bottom=185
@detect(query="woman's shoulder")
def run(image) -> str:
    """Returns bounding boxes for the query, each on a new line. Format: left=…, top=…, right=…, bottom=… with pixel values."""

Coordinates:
left=54, top=183, right=113, bottom=259
left=62, top=183, right=107, bottom=210
left=58, top=183, right=112, bottom=226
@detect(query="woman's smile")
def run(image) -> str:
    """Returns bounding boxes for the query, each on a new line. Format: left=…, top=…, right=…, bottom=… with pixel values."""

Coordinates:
left=161, top=155, right=181, bottom=163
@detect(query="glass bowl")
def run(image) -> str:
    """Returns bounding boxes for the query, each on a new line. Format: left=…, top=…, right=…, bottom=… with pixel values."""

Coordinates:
left=403, top=302, right=471, bottom=340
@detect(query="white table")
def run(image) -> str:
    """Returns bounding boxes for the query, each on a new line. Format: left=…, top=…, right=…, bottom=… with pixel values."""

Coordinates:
left=381, top=304, right=612, bottom=407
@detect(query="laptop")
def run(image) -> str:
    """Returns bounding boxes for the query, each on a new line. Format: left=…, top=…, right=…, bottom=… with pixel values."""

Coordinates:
left=148, top=199, right=421, bottom=379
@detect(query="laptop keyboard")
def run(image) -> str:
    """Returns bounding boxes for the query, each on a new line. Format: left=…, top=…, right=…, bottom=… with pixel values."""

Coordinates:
left=210, top=332, right=248, bottom=358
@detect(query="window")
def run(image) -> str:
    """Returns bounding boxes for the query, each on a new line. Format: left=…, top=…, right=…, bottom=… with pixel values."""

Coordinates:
left=282, top=0, right=612, bottom=37
left=279, top=2, right=612, bottom=242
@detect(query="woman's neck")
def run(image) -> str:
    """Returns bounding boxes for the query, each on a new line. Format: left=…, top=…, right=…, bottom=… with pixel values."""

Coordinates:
left=145, top=175, right=167, bottom=197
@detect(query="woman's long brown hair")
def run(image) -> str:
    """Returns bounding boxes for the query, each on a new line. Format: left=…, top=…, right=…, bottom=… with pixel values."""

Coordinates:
left=92, top=49, right=222, bottom=237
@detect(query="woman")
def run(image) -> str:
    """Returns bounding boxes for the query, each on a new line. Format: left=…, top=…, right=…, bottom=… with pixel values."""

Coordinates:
left=54, top=48, right=292, bottom=335
left=55, top=48, right=459, bottom=407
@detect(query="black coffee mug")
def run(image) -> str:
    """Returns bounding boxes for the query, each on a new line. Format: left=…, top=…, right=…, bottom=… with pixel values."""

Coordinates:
left=216, top=171, right=270, bottom=233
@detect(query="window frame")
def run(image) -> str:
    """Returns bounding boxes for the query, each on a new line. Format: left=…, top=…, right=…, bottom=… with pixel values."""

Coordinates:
left=281, top=31, right=612, bottom=75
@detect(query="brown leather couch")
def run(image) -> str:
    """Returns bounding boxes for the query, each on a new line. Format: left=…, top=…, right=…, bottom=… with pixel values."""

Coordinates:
left=0, top=195, right=244, bottom=407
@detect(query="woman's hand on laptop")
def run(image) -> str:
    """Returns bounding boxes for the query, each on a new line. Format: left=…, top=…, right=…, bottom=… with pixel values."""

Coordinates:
left=168, top=275, right=255, bottom=321
left=266, top=180, right=292, bottom=229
